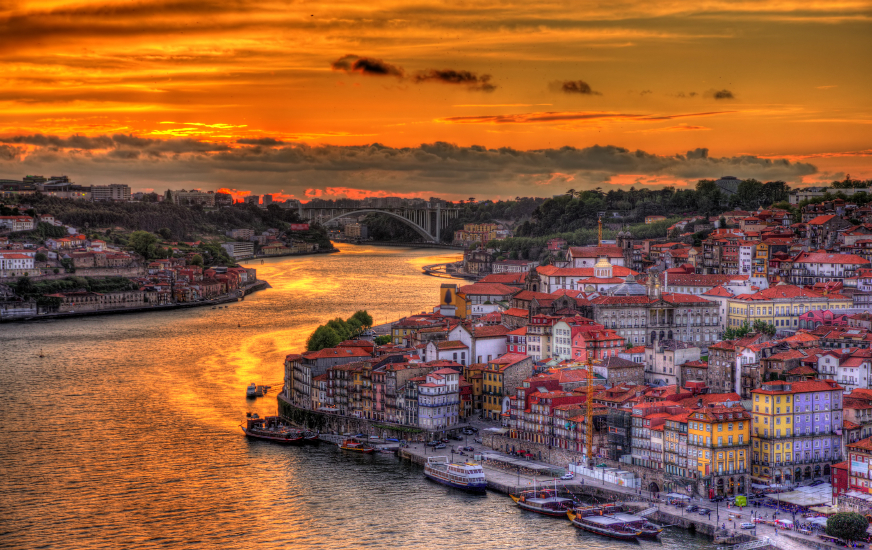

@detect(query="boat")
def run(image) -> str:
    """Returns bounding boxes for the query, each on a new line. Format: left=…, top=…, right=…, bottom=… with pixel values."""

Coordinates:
left=608, top=512, right=664, bottom=539
left=239, top=414, right=304, bottom=444
left=339, top=438, right=375, bottom=453
left=246, top=383, right=257, bottom=398
left=302, top=430, right=320, bottom=443
left=567, top=510, right=642, bottom=541
left=38, top=348, right=45, bottom=358
left=423, top=456, right=487, bottom=493
left=511, top=480, right=576, bottom=517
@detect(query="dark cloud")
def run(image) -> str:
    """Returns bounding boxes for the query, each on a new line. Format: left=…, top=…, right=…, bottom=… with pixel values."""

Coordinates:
left=412, top=69, right=496, bottom=92
left=0, top=135, right=817, bottom=199
left=676, top=92, right=699, bottom=98
left=237, top=137, right=286, bottom=146
left=640, top=90, right=652, bottom=96
left=440, top=109, right=735, bottom=124
left=711, top=89, right=735, bottom=100
left=552, top=80, right=601, bottom=95
left=331, top=54, right=404, bottom=77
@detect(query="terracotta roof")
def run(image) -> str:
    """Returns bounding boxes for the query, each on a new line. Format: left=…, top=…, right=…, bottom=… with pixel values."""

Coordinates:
left=457, top=282, right=521, bottom=296
left=480, top=272, right=527, bottom=284
left=847, top=437, right=872, bottom=452
left=568, top=246, right=624, bottom=258
left=537, top=265, right=639, bottom=277
left=473, top=325, right=510, bottom=338
left=435, top=340, right=468, bottom=350
left=733, top=285, right=828, bottom=301
left=793, top=251, right=871, bottom=266
left=502, top=308, right=530, bottom=317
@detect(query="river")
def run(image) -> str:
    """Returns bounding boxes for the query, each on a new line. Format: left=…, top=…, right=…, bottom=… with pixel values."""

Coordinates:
left=0, top=243, right=718, bottom=550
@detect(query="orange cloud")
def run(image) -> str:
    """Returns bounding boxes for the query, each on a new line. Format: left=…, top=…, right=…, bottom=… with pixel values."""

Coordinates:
left=216, top=187, right=251, bottom=202
left=607, top=174, right=691, bottom=187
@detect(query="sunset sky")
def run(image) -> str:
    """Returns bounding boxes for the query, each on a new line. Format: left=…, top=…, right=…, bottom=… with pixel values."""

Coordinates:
left=1, top=0, right=870, bottom=201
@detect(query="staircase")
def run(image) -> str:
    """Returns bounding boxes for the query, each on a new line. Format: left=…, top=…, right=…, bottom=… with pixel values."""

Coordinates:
left=638, top=507, right=658, bottom=517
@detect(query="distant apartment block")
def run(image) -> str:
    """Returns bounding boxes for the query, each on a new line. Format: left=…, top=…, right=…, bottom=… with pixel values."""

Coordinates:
left=221, top=241, right=255, bottom=260
left=226, top=228, right=255, bottom=240
left=262, top=194, right=273, bottom=206
left=344, top=223, right=368, bottom=239
left=244, top=195, right=260, bottom=205
left=166, top=189, right=216, bottom=207
left=91, top=184, right=131, bottom=201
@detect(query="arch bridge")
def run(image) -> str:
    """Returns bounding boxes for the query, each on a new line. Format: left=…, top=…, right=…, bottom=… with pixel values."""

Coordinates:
left=298, top=205, right=461, bottom=243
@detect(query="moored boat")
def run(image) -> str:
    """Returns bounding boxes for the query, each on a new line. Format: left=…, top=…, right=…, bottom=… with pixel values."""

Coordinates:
left=240, top=414, right=304, bottom=444
left=511, top=488, right=576, bottom=517
left=339, top=438, right=375, bottom=453
left=303, top=430, right=320, bottom=443
left=567, top=510, right=641, bottom=541
left=246, top=383, right=257, bottom=398
left=423, top=456, right=486, bottom=493
left=609, top=512, right=663, bottom=539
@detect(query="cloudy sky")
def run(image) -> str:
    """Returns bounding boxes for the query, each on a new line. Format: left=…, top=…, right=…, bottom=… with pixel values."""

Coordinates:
left=0, top=0, right=870, bottom=201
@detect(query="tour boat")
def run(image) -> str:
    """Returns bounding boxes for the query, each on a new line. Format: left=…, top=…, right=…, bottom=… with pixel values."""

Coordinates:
left=246, top=383, right=257, bottom=398
left=339, top=438, right=375, bottom=453
left=240, top=415, right=304, bottom=444
left=511, top=482, right=576, bottom=517
left=423, top=456, right=487, bottom=493
left=608, top=512, right=664, bottom=539
left=303, top=430, right=320, bottom=443
left=567, top=510, right=641, bottom=541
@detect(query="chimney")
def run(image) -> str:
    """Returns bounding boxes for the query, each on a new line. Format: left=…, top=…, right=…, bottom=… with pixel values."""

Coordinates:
left=697, top=398, right=703, bottom=408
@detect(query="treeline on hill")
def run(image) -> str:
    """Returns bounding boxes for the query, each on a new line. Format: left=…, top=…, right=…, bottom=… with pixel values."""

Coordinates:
left=363, top=197, right=546, bottom=243
left=516, top=180, right=791, bottom=238
left=13, top=194, right=332, bottom=248
left=305, top=311, right=373, bottom=351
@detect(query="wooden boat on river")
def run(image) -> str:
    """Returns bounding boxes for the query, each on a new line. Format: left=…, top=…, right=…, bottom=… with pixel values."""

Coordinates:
left=339, top=438, right=375, bottom=453
left=567, top=510, right=641, bottom=541
left=511, top=483, right=576, bottom=517
left=240, top=414, right=304, bottom=444
left=608, top=512, right=663, bottom=539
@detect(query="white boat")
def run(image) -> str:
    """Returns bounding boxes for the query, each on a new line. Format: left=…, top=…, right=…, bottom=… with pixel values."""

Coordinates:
left=246, top=383, right=257, bottom=398
left=423, top=456, right=487, bottom=493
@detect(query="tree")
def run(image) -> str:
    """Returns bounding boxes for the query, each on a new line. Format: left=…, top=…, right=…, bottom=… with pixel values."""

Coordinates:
left=190, top=254, right=204, bottom=267
left=753, top=319, right=777, bottom=336
left=306, top=325, right=341, bottom=351
left=326, top=318, right=352, bottom=341
left=35, top=252, right=47, bottom=262
left=128, top=230, right=158, bottom=259
left=374, top=335, right=391, bottom=345
left=158, top=227, right=172, bottom=240
left=350, top=310, right=373, bottom=329
left=827, top=513, right=869, bottom=543
left=15, top=276, right=33, bottom=296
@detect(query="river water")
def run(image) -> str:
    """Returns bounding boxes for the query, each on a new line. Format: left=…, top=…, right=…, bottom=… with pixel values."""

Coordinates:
left=0, top=243, right=718, bottom=550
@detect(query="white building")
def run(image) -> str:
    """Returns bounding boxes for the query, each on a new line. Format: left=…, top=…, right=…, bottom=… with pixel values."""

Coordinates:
left=738, top=242, right=755, bottom=276
left=220, top=241, right=255, bottom=260
left=91, top=184, right=131, bottom=201
left=417, top=368, right=460, bottom=430
left=644, top=340, right=700, bottom=387
left=818, top=350, right=871, bottom=394
left=424, top=340, right=469, bottom=365
left=0, top=252, right=35, bottom=276
left=447, top=323, right=508, bottom=364
left=0, top=216, right=35, bottom=232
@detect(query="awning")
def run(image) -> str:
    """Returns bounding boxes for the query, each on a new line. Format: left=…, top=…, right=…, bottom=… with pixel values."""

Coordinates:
left=665, top=493, right=691, bottom=500
left=751, top=483, right=769, bottom=489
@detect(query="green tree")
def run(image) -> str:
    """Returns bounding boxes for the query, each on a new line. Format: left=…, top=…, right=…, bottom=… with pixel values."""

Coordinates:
left=190, top=254, right=204, bottom=267
left=35, top=252, right=47, bottom=262
left=306, top=325, right=341, bottom=351
left=827, top=513, right=869, bottom=543
left=350, top=310, right=373, bottom=329
left=158, top=227, right=172, bottom=240
left=374, top=335, right=391, bottom=345
left=753, top=319, right=776, bottom=336
left=326, top=318, right=352, bottom=341
left=128, top=230, right=158, bottom=259
left=15, top=276, right=33, bottom=296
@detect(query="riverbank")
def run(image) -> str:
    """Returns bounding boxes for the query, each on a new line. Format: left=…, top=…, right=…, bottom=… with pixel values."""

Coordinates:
left=246, top=247, right=339, bottom=262
left=0, top=279, right=270, bottom=323
left=421, top=262, right=479, bottom=280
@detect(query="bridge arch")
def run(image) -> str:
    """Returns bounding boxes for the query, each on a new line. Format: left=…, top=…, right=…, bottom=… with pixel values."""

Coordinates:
left=321, top=209, right=436, bottom=242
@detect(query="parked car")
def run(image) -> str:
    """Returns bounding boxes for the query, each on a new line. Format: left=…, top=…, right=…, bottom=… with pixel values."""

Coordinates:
left=698, top=508, right=710, bottom=515
left=685, top=505, right=698, bottom=512
left=474, top=437, right=483, bottom=444
left=741, top=523, right=755, bottom=530
left=560, top=473, right=574, bottom=480
left=462, top=446, right=475, bottom=452
left=710, top=495, right=725, bottom=502
left=451, top=434, right=463, bottom=441
left=426, top=441, right=440, bottom=447
left=434, top=443, right=446, bottom=449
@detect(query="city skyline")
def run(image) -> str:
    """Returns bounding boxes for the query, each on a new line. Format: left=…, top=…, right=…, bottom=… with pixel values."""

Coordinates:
left=0, top=0, right=869, bottom=201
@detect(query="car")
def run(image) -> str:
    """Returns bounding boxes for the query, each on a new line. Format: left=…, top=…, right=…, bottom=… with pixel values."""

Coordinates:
left=427, top=441, right=440, bottom=447
left=698, top=508, right=710, bottom=515
left=710, top=495, right=725, bottom=502
left=741, top=523, right=755, bottom=530
left=473, top=437, right=483, bottom=444
left=451, top=434, right=463, bottom=441
left=560, top=473, right=574, bottom=480
left=685, top=505, right=698, bottom=512
left=434, top=443, right=446, bottom=449
left=462, top=446, right=475, bottom=452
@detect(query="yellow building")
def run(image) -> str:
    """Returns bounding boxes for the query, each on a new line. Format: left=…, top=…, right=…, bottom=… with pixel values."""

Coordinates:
left=753, top=243, right=769, bottom=279
left=726, top=284, right=851, bottom=330
left=751, top=384, right=794, bottom=485
left=688, top=405, right=751, bottom=496
left=481, top=353, right=533, bottom=421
